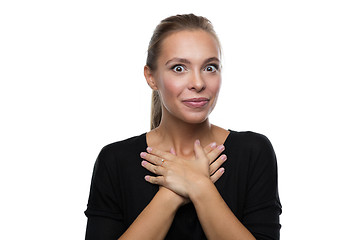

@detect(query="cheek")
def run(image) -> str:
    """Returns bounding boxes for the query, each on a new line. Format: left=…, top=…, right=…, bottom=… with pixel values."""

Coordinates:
left=159, top=75, right=186, bottom=98
left=207, top=76, right=222, bottom=96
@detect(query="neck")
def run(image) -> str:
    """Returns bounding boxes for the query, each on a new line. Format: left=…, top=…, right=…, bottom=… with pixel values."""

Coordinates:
left=150, top=114, right=216, bottom=159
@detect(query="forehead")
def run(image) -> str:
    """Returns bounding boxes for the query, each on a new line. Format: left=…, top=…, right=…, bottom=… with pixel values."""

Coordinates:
left=159, top=30, right=220, bottom=62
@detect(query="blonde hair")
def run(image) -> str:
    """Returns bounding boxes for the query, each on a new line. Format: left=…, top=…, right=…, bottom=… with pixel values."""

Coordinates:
left=146, top=14, right=221, bottom=130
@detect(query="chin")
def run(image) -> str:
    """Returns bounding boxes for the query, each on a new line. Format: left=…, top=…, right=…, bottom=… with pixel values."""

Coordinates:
left=179, top=112, right=211, bottom=124
left=163, top=103, right=214, bottom=124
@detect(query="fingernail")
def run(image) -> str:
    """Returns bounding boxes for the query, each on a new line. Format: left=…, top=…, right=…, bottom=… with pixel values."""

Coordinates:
left=170, top=147, right=176, bottom=155
left=195, top=139, right=200, bottom=145
left=217, top=145, right=225, bottom=151
left=147, top=147, right=152, bottom=152
left=144, top=175, right=150, bottom=181
left=221, top=155, right=227, bottom=161
left=210, top=142, right=217, bottom=148
left=140, top=152, right=147, bottom=158
left=141, top=161, right=147, bottom=166
left=220, top=168, right=225, bottom=173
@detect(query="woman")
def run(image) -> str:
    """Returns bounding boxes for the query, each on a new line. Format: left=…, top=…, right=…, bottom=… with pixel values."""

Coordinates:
left=85, top=14, right=281, bottom=240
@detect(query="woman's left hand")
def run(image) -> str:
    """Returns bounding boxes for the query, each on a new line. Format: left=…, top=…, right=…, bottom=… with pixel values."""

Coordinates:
left=140, top=140, right=226, bottom=198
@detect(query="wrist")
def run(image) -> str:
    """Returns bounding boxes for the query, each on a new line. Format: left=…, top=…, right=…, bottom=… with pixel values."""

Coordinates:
left=158, top=187, right=186, bottom=209
left=188, top=177, right=214, bottom=204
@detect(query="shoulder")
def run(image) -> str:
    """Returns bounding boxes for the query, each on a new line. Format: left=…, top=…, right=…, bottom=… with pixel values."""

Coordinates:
left=227, top=130, right=273, bottom=150
left=226, top=130, right=276, bottom=165
left=227, top=130, right=278, bottom=177
left=94, top=133, right=147, bottom=168
left=100, top=133, right=146, bottom=155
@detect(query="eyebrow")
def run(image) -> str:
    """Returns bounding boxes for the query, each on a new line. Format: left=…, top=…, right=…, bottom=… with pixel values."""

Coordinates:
left=203, top=57, right=221, bottom=65
left=165, top=57, right=220, bottom=66
left=165, top=58, right=190, bottom=66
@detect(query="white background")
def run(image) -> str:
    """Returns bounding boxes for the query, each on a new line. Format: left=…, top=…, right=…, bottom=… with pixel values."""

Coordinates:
left=1, top=0, right=359, bottom=239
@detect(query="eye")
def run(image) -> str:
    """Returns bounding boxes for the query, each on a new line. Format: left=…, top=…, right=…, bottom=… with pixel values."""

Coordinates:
left=204, top=64, right=219, bottom=73
left=171, top=65, right=186, bottom=73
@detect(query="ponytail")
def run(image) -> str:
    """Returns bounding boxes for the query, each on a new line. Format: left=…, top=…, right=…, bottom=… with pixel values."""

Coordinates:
left=150, top=90, right=162, bottom=130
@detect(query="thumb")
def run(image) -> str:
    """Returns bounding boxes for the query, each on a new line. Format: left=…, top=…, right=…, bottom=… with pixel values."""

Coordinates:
left=194, top=139, right=206, bottom=160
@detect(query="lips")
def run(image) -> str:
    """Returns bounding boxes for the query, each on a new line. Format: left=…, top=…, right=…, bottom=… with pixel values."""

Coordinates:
left=182, top=97, right=210, bottom=108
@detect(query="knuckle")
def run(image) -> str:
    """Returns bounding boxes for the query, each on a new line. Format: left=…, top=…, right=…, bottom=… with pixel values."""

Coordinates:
left=152, top=149, right=159, bottom=155
left=157, top=177, right=164, bottom=185
left=205, top=147, right=211, bottom=154
left=162, top=176, right=169, bottom=185
left=147, top=155, right=154, bottom=162
left=152, top=177, right=158, bottom=184
left=209, top=152, right=217, bottom=160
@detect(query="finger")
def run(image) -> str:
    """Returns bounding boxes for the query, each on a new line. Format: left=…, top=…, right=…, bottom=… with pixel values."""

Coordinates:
left=209, top=154, right=227, bottom=175
left=207, top=144, right=225, bottom=164
left=140, top=152, right=165, bottom=166
left=144, top=175, right=165, bottom=185
left=141, top=160, right=166, bottom=176
left=210, top=168, right=225, bottom=183
left=147, top=147, right=174, bottom=161
left=204, top=142, right=217, bottom=154
left=194, top=139, right=207, bottom=160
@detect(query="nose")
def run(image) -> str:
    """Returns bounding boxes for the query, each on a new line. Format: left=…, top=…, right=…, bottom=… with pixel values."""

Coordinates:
left=189, top=70, right=206, bottom=92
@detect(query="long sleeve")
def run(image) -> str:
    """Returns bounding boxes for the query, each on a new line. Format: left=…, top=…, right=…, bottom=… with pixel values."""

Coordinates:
left=85, top=146, right=125, bottom=240
left=242, top=133, right=282, bottom=240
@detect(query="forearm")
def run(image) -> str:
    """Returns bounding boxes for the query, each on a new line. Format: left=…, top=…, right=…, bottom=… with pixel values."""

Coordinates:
left=118, top=188, right=182, bottom=240
left=190, top=179, right=255, bottom=240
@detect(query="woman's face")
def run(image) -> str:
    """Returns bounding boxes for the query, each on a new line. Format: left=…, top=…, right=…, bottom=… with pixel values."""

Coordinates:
left=149, top=30, right=222, bottom=124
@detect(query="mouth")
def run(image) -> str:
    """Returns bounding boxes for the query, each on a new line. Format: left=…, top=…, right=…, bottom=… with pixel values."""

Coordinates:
left=182, top=97, right=210, bottom=108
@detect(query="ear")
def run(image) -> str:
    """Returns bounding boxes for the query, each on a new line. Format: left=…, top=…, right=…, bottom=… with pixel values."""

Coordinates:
left=144, top=65, right=158, bottom=90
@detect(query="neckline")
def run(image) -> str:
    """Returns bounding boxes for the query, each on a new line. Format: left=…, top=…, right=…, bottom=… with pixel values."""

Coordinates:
left=142, top=129, right=233, bottom=148
left=223, top=129, right=233, bottom=147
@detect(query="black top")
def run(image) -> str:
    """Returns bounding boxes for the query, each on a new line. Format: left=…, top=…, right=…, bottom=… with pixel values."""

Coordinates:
left=85, top=130, right=282, bottom=240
